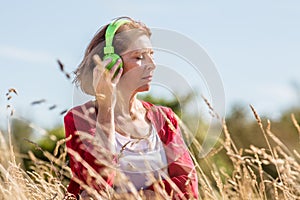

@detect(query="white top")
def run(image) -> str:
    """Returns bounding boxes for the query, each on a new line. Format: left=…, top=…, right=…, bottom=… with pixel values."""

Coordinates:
left=115, top=125, right=169, bottom=191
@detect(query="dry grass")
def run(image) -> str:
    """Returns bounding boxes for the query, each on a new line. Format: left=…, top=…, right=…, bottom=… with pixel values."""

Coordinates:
left=0, top=128, right=69, bottom=199
left=1, top=104, right=300, bottom=200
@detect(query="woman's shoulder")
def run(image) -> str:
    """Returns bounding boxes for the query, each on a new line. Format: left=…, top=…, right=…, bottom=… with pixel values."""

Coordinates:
left=141, top=101, right=175, bottom=119
left=65, top=100, right=95, bottom=114
left=141, top=100, right=178, bottom=132
left=141, top=100, right=172, bottom=112
left=64, top=100, right=96, bottom=124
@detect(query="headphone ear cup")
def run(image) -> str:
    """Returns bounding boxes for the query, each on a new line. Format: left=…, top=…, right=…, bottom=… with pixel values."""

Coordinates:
left=103, top=53, right=123, bottom=70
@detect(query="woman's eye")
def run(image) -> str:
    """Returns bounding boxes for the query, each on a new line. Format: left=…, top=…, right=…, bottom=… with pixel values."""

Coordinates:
left=136, top=55, right=143, bottom=60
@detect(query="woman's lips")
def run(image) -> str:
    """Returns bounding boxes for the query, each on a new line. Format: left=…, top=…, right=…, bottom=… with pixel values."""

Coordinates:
left=142, top=75, right=153, bottom=80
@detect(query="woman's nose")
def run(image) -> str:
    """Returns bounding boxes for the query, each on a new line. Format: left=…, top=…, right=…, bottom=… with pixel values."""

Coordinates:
left=145, top=55, right=156, bottom=70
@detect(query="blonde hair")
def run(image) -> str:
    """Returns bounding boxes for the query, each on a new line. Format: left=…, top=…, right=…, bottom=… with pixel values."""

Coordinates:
left=73, top=16, right=151, bottom=95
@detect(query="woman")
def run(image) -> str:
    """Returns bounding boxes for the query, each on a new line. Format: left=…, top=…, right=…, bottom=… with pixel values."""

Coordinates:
left=64, top=17, right=198, bottom=199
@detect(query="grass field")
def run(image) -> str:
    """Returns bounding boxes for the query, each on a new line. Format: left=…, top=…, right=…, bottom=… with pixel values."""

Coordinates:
left=1, top=104, right=300, bottom=200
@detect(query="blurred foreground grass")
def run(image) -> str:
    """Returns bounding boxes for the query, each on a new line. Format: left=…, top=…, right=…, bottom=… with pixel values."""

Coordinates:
left=1, top=99, right=300, bottom=199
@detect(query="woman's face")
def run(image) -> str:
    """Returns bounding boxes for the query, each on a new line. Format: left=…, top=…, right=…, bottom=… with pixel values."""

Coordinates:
left=119, top=34, right=156, bottom=93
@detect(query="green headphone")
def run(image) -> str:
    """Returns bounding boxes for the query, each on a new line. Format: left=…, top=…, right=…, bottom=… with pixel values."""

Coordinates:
left=103, top=19, right=130, bottom=71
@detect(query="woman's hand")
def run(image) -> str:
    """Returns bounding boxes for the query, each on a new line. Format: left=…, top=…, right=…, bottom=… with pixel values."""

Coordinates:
left=92, top=55, right=123, bottom=108
left=92, top=55, right=123, bottom=152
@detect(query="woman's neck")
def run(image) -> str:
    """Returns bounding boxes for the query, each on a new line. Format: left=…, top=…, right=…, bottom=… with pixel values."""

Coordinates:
left=114, top=92, right=143, bottom=118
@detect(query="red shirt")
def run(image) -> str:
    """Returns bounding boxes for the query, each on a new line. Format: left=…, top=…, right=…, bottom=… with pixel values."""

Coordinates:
left=64, top=101, right=198, bottom=199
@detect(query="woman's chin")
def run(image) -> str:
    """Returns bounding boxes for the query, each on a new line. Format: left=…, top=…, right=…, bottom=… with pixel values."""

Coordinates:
left=136, top=84, right=151, bottom=93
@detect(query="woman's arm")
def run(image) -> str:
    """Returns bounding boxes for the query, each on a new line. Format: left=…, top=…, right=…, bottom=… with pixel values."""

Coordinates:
left=64, top=108, right=116, bottom=198
left=64, top=56, right=123, bottom=197
left=92, top=55, right=123, bottom=153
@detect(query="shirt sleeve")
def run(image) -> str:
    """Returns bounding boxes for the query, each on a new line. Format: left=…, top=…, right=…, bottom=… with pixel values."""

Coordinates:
left=147, top=107, right=198, bottom=199
left=64, top=110, right=116, bottom=197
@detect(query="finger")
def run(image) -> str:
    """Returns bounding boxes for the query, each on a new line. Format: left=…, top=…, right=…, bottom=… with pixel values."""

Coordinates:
left=102, top=57, right=113, bottom=67
left=93, top=54, right=112, bottom=67
left=92, top=54, right=103, bottom=66
left=109, top=59, right=122, bottom=76
left=93, top=59, right=109, bottom=78
left=92, top=69, right=100, bottom=90
left=112, top=67, right=123, bottom=84
left=93, top=55, right=112, bottom=72
left=93, top=65, right=104, bottom=89
left=93, top=65, right=102, bottom=79
left=92, top=54, right=105, bottom=72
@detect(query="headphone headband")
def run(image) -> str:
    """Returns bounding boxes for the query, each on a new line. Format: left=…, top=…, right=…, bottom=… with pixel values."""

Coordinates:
left=104, top=19, right=130, bottom=55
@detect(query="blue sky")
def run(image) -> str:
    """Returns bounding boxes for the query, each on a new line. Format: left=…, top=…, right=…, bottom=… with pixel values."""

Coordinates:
left=1, top=1, right=300, bottom=129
